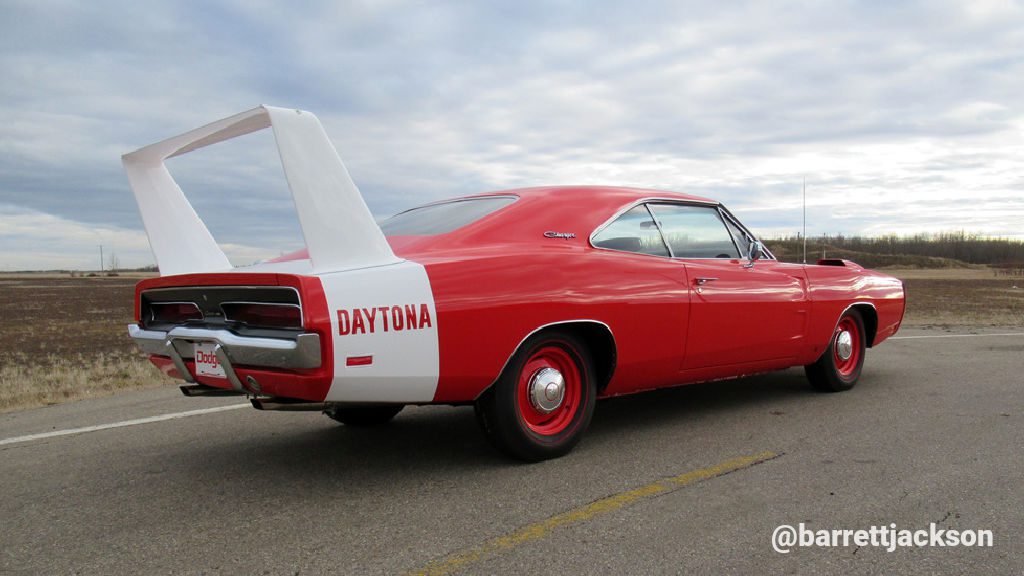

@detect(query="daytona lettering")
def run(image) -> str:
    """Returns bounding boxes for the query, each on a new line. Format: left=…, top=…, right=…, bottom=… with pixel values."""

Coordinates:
left=337, top=304, right=433, bottom=336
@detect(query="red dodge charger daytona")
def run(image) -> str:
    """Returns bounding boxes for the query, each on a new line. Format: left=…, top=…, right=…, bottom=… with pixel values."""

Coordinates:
left=125, top=106, right=905, bottom=461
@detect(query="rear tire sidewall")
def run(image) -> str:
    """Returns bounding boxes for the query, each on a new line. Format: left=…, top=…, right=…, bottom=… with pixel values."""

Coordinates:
left=478, top=331, right=596, bottom=461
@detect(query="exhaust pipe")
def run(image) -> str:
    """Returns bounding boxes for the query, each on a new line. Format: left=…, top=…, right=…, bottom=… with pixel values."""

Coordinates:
left=250, top=397, right=328, bottom=411
left=180, top=384, right=247, bottom=398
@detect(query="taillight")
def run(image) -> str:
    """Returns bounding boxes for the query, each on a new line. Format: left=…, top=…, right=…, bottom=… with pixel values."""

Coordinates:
left=222, top=302, right=302, bottom=329
left=150, top=302, right=203, bottom=324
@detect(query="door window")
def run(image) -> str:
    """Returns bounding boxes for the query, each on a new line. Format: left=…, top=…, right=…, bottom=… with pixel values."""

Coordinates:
left=647, top=204, right=739, bottom=258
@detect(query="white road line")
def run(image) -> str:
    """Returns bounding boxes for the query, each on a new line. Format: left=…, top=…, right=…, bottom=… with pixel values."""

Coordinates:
left=0, top=403, right=250, bottom=447
left=890, top=333, right=1024, bottom=340
left=5, top=333, right=1021, bottom=445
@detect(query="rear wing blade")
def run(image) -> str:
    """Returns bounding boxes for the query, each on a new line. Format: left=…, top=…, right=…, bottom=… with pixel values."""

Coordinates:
left=122, top=105, right=399, bottom=276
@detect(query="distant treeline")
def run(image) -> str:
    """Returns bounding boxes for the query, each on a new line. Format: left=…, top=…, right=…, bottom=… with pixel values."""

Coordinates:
left=766, top=232, right=1024, bottom=269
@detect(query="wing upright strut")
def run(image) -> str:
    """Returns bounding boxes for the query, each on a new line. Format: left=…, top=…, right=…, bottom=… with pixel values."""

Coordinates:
left=122, top=106, right=399, bottom=276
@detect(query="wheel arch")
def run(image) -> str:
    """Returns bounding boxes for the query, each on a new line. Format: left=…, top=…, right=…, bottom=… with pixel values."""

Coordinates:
left=477, top=320, right=617, bottom=400
left=849, top=302, right=879, bottom=347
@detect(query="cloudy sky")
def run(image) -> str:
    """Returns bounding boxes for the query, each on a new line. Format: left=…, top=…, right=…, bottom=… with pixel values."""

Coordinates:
left=1, top=0, right=1022, bottom=270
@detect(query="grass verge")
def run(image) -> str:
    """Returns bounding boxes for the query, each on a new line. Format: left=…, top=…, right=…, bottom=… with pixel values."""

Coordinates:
left=0, top=352, right=165, bottom=414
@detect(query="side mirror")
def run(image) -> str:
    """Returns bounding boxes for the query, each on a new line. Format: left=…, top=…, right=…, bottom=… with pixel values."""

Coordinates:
left=744, top=240, right=765, bottom=268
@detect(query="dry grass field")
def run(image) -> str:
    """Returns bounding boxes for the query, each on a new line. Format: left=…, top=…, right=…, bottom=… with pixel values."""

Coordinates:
left=883, top=267, right=1024, bottom=327
left=0, top=274, right=165, bottom=413
left=0, top=268, right=1020, bottom=413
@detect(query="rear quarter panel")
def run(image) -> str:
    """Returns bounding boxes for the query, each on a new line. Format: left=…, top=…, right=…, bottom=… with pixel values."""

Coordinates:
left=802, top=263, right=905, bottom=363
left=422, top=245, right=691, bottom=402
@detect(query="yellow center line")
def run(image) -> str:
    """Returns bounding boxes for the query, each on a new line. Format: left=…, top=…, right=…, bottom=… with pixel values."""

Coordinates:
left=407, top=450, right=781, bottom=576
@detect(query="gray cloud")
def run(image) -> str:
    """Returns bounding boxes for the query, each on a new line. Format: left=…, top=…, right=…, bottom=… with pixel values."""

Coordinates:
left=1, top=0, right=1022, bottom=269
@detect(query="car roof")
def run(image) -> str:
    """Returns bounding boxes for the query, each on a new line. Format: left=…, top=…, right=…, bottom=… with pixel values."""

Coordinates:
left=380, top=185, right=724, bottom=255
left=446, top=185, right=717, bottom=206
left=271, top=185, right=724, bottom=262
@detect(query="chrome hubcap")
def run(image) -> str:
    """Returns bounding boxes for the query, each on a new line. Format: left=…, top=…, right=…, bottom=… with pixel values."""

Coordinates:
left=836, top=330, right=853, bottom=361
left=528, top=367, right=565, bottom=414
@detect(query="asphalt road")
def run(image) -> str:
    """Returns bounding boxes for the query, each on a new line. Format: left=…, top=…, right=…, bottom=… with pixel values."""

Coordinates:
left=2, top=327, right=1022, bottom=575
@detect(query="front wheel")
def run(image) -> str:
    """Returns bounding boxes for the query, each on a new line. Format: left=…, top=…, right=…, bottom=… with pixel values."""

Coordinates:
left=475, top=331, right=596, bottom=462
left=805, top=308, right=866, bottom=392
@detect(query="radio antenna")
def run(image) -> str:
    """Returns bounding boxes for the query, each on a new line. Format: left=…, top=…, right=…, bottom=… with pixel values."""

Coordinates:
left=802, top=178, right=807, bottom=264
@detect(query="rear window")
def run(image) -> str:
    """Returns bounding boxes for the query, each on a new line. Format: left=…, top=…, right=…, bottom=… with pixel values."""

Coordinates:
left=379, top=196, right=517, bottom=236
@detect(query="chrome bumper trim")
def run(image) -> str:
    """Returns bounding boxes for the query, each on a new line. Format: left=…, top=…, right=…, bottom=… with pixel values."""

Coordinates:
left=128, top=324, right=322, bottom=376
left=214, top=343, right=248, bottom=394
left=164, top=340, right=195, bottom=384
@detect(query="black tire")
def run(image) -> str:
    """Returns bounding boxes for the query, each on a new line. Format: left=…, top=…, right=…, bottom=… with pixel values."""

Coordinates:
left=805, top=308, right=867, bottom=392
left=325, top=404, right=404, bottom=427
left=475, top=330, right=596, bottom=462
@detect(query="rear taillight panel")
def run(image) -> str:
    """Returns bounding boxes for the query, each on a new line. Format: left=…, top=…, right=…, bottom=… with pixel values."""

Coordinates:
left=140, top=286, right=303, bottom=333
left=133, top=273, right=333, bottom=397
left=148, top=302, right=204, bottom=324
left=221, top=302, right=303, bottom=330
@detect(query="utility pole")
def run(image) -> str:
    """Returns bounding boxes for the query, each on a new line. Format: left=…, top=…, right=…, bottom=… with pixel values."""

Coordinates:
left=99, top=245, right=104, bottom=272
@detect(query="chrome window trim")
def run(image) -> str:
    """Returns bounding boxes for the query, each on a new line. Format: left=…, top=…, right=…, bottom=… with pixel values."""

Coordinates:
left=715, top=206, right=746, bottom=259
left=646, top=202, right=742, bottom=260
left=717, top=205, right=776, bottom=260
left=589, top=197, right=717, bottom=260
left=590, top=197, right=771, bottom=261
left=645, top=203, right=674, bottom=257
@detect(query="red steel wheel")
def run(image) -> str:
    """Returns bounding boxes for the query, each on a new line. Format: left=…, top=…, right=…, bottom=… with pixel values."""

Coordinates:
left=476, top=330, right=596, bottom=461
left=515, top=345, right=582, bottom=436
left=805, top=307, right=867, bottom=392
left=832, top=316, right=862, bottom=378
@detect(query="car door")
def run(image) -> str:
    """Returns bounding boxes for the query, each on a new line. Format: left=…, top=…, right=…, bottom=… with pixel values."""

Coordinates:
left=646, top=202, right=810, bottom=370
left=589, top=203, right=694, bottom=392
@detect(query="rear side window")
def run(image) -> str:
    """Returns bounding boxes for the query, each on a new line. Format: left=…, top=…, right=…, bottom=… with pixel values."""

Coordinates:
left=380, top=196, right=516, bottom=236
left=591, top=205, right=670, bottom=257
left=647, top=203, right=739, bottom=258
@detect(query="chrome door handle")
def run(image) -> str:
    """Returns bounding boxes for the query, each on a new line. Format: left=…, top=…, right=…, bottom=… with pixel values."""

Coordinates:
left=695, top=277, right=718, bottom=285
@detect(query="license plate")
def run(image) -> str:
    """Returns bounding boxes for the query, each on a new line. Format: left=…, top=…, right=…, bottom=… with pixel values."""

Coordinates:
left=194, top=342, right=226, bottom=378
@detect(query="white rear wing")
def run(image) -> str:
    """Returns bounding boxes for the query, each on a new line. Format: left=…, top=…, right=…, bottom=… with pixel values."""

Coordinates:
left=122, top=106, right=399, bottom=276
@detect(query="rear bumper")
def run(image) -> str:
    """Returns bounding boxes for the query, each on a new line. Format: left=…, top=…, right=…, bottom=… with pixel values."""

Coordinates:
left=128, top=324, right=322, bottom=394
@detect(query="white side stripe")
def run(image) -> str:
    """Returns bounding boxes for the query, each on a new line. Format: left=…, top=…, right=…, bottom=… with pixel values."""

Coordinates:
left=889, top=333, right=1024, bottom=340
left=0, top=403, right=249, bottom=446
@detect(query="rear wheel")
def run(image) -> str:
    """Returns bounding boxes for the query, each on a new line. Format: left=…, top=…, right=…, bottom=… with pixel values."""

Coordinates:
left=325, top=404, right=404, bottom=427
left=805, top=308, right=866, bottom=392
left=475, top=331, right=596, bottom=462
